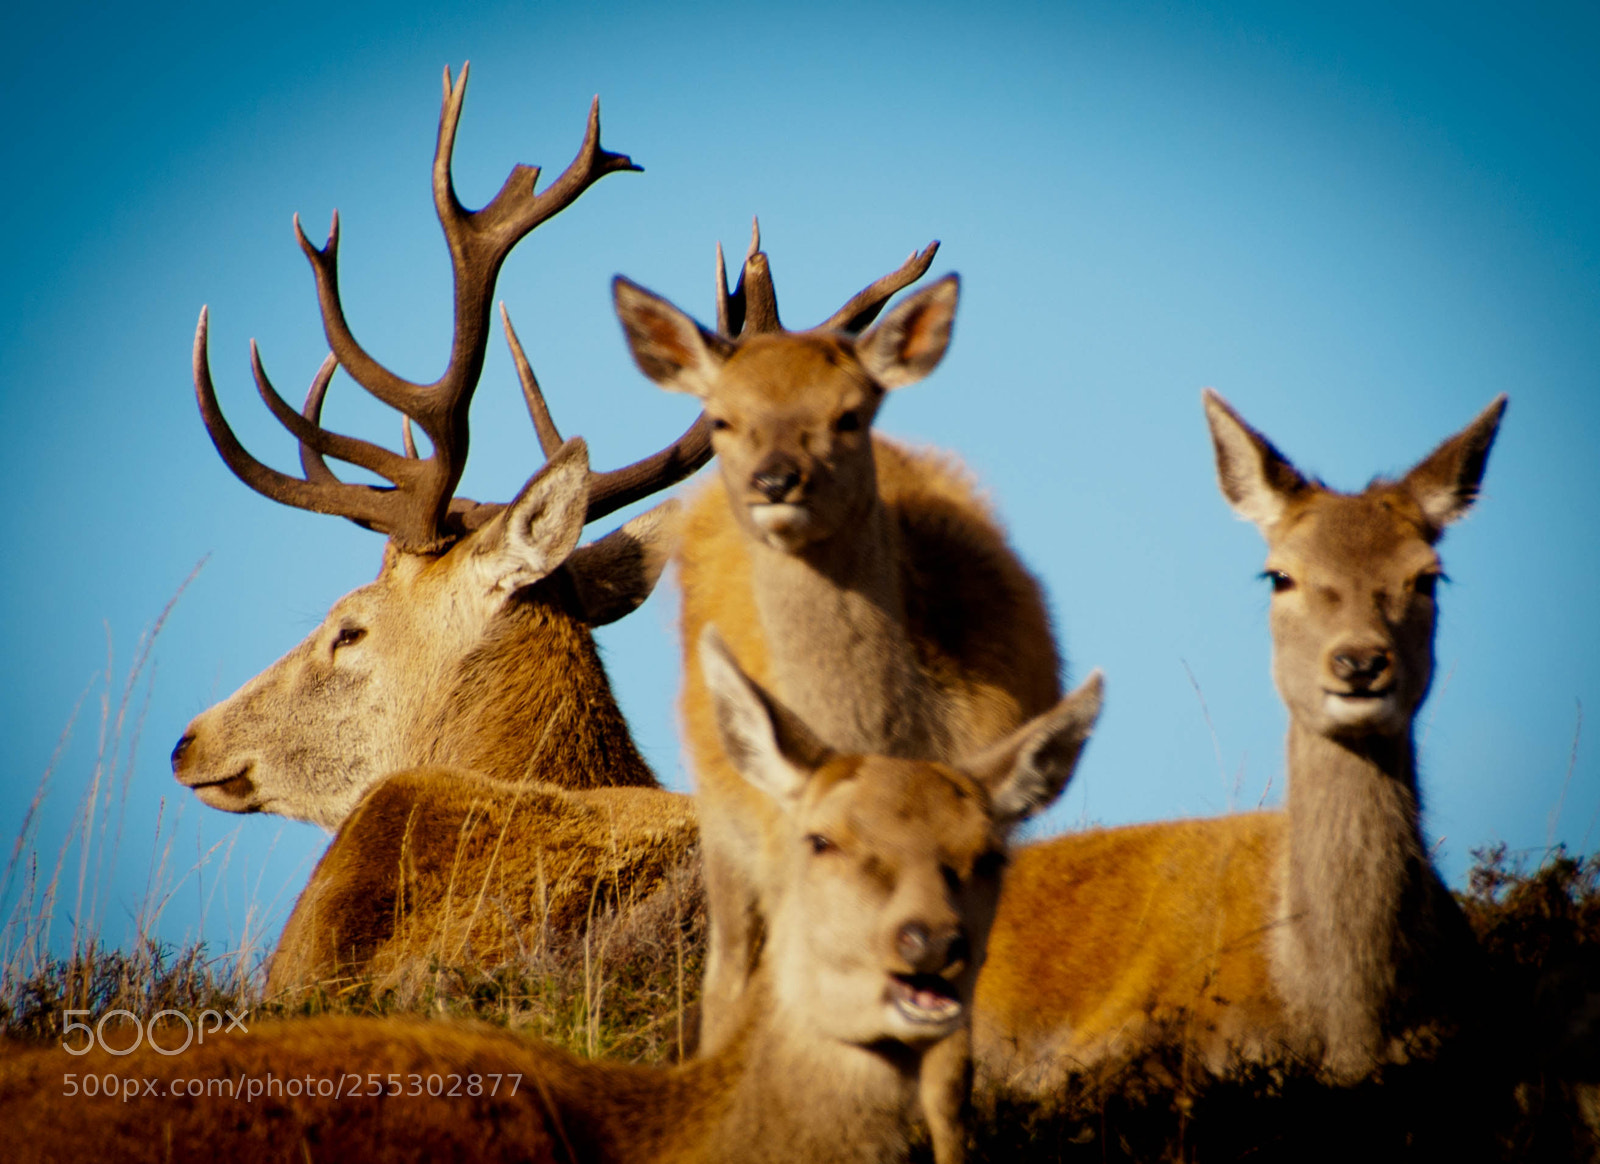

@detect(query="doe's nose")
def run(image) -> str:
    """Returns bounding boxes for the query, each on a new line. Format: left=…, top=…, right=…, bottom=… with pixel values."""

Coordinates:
left=1330, top=648, right=1391, bottom=689
left=171, top=731, right=196, bottom=771
left=897, top=922, right=969, bottom=974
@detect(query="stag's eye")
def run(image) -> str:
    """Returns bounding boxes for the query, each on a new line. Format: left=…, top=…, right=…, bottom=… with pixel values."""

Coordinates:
left=1414, top=572, right=1446, bottom=600
left=1261, top=570, right=1294, bottom=593
left=711, top=416, right=732, bottom=433
left=835, top=410, right=861, bottom=433
left=806, top=834, right=834, bottom=856
left=332, top=626, right=367, bottom=653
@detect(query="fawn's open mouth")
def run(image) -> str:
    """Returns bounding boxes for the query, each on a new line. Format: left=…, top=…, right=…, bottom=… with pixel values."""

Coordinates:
left=887, top=973, right=962, bottom=1026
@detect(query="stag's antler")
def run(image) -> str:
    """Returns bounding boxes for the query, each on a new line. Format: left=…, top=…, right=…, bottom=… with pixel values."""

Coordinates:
left=711, top=216, right=941, bottom=341
left=194, top=64, right=711, bottom=551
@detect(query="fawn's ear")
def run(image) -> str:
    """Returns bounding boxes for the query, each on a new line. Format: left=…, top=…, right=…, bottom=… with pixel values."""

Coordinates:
left=699, top=627, right=833, bottom=806
left=475, top=438, right=591, bottom=595
left=614, top=277, right=736, bottom=400
left=1202, top=389, right=1311, bottom=533
left=1399, top=395, right=1507, bottom=538
left=855, top=274, right=959, bottom=390
left=964, top=671, right=1104, bottom=829
left=564, top=498, right=681, bottom=627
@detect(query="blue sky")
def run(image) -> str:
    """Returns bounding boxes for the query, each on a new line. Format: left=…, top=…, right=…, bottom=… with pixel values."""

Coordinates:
left=2, top=0, right=1596, bottom=959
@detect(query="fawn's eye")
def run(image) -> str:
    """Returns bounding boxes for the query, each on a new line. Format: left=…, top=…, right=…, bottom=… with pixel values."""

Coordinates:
left=835, top=410, right=861, bottom=433
left=332, top=626, right=367, bottom=653
left=1262, top=570, right=1294, bottom=593
left=1414, top=572, right=1445, bottom=600
left=807, top=834, right=834, bottom=855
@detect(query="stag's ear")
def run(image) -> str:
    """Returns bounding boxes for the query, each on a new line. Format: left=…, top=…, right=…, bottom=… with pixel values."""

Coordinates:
left=614, top=277, right=735, bottom=399
left=1399, top=395, right=1506, bottom=538
left=478, top=438, right=591, bottom=594
left=565, top=499, right=681, bottom=626
left=856, top=274, right=959, bottom=390
left=700, top=627, right=832, bottom=806
left=964, top=671, right=1104, bottom=829
left=1202, top=389, right=1311, bottom=532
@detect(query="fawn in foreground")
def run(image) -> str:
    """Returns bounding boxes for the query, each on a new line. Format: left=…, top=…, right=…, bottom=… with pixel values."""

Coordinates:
left=613, top=238, right=1063, bottom=1069
left=177, top=66, right=707, bottom=991
left=1, top=638, right=1104, bottom=1164
left=976, top=389, right=1505, bottom=1089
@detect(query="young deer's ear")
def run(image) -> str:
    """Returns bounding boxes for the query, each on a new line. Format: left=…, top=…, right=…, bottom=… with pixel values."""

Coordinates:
left=964, top=671, right=1104, bottom=829
left=564, top=498, right=682, bottom=627
left=614, top=277, right=736, bottom=399
left=700, top=627, right=832, bottom=806
left=478, top=438, right=591, bottom=594
left=855, top=274, right=959, bottom=390
left=1202, top=389, right=1311, bottom=532
left=1399, top=395, right=1507, bottom=538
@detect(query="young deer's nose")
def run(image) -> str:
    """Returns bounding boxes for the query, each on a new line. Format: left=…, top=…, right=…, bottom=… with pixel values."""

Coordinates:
left=897, top=922, right=969, bottom=974
left=171, top=730, right=196, bottom=771
left=1330, top=648, right=1391, bottom=690
left=752, top=467, right=802, bottom=503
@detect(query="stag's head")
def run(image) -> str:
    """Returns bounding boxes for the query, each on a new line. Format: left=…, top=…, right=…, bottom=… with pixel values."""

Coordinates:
left=700, top=628, right=1103, bottom=1047
left=612, top=225, right=954, bottom=553
left=171, top=66, right=711, bottom=828
left=1204, top=389, right=1505, bottom=741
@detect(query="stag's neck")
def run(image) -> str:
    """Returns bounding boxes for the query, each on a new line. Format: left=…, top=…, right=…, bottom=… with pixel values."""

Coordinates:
left=749, top=501, right=936, bottom=758
left=417, top=586, right=656, bottom=789
left=1274, top=721, right=1434, bottom=1064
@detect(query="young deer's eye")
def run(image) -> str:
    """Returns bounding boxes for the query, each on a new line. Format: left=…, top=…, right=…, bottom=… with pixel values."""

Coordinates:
left=806, top=834, right=834, bottom=856
left=1414, top=572, right=1446, bottom=600
left=835, top=410, right=861, bottom=433
left=332, top=626, right=367, bottom=652
left=1261, top=570, right=1294, bottom=593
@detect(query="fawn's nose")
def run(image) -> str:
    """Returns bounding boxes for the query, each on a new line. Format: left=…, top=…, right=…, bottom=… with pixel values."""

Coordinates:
left=1330, top=648, right=1391, bottom=690
left=896, top=922, right=969, bottom=975
left=171, top=730, right=196, bottom=771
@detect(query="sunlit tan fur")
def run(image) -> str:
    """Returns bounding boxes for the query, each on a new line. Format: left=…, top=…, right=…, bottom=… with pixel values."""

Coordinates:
left=1, top=651, right=1102, bottom=1164
left=976, top=391, right=1506, bottom=1090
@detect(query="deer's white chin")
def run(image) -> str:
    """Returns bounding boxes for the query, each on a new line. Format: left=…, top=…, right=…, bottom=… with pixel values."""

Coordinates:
left=749, top=503, right=815, bottom=551
left=1321, top=690, right=1405, bottom=733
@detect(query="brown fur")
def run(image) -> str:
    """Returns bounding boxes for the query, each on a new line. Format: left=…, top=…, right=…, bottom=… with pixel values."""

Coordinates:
left=975, top=391, right=1505, bottom=1090
left=3, top=663, right=1100, bottom=1164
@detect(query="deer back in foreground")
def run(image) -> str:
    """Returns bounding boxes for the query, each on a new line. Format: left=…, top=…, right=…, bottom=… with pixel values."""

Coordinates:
left=975, top=390, right=1506, bottom=1089
left=614, top=241, right=1062, bottom=1053
left=174, top=66, right=710, bottom=990
left=0, top=643, right=1104, bottom=1164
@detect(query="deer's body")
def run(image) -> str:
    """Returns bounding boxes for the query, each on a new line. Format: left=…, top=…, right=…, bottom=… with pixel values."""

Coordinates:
left=615, top=260, right=1061, bottom=1080
left=976, top=391, right=1504, bottom=1089
left=176, top=69, right=712, bottom=992
left=3, top=639, right=1103, bottom=1164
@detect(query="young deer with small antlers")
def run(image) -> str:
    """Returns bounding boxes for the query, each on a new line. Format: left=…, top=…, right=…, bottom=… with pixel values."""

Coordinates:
left=1, top=643, right=1104, bottom=1164
left=176, top=66, right=710, bottom=991
left=613, top=233, right=1064, bottom=1065
left=975, top=390, right=1505, bottom=1089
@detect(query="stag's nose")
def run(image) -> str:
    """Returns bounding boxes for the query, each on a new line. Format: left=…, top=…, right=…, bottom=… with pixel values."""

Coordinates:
left=171, top=731, right=196, bottom=771
left=1330, top=648, right=1391, bottom=689
left=752, top=467, right=801, bottom=503
left=897, top=922, right=969, bottom=974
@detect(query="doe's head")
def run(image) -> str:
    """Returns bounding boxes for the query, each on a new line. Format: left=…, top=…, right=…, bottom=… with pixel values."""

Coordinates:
left=1204, top=389, right=1505, bottom=741
left=699, top=627, right=1103, bottom=1048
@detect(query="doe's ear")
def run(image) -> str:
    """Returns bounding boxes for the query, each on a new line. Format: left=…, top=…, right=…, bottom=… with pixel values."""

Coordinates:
left=614, top=277, right=735, bottom=399
left=855, top=274, right=959, bottom=390
left=964, top=671, right=1104, bottom=829
left=565, top=499, right=682, bottom=627
left=1399, top=395, right=1506, bottom=537
left=477, top=438, right=591, bottom=594
left=1202, top=389, right=1311, bottom=532
left=699, top=627, right=832, bottom=806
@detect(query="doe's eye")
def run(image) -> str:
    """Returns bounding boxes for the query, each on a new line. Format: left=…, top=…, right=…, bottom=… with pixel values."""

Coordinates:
left=1262, top=570, right=1294, bottom=593
left=806, top=834, right=833, bottom=855
left=1414, top=572, right=1445, bottom=600
left=332, top=626, right=367, bottom=652
left=835, top=410, right=861, bottom=434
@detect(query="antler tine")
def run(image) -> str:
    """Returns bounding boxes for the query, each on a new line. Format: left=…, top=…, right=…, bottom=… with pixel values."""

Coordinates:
left=732, top=216, right=781, bottom=334
left=193, top=309, right=404, bottom=533
left=585, top=412, right=715, bottom=523
left=500, top=304, right=565, bottom=458
left=714, top=240, right=737, bottom=338
left=283, top=65, right=639, bottom=550
left=295, top=353, right=343, bottom=486
left=818, top=240, right=941, bottom=333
